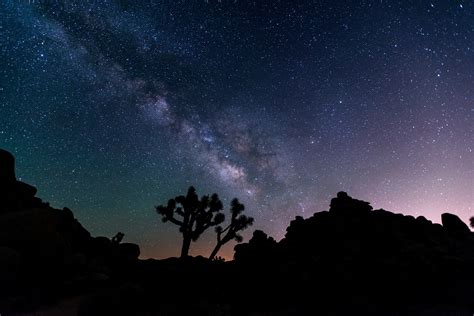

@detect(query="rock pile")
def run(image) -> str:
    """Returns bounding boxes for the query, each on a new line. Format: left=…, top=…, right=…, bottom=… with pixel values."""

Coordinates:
left=234, top=191, right=474, bottom=313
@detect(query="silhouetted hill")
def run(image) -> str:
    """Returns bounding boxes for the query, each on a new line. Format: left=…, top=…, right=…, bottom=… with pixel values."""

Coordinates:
left=1, top=148, right=473, bottom=315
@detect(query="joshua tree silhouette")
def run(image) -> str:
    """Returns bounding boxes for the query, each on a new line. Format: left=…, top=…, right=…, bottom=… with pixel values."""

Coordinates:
left=209, top=198, right=254, bottom=260
left=156, top=186, right=225, bottom=258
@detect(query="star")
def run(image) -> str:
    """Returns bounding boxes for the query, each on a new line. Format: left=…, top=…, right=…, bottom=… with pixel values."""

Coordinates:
left=1, top=0, right=472, bottom=259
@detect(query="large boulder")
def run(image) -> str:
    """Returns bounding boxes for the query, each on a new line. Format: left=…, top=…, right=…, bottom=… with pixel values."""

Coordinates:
left=87, top=237, right=140, bottom=267
left=234, top=230, right=277, bottom=263
left=441, top=213, right=470, bottom=234
left=329, top=191, right=372, bottom=214
left=118, top=243, right=140, bottom=261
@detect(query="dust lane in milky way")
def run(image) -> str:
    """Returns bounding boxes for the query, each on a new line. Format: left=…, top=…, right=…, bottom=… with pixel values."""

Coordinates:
left=1, top=1, right=473, bottom=259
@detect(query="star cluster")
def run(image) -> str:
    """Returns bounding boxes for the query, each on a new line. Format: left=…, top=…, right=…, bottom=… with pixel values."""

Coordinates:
left=1, top=0, right=472, bottom=259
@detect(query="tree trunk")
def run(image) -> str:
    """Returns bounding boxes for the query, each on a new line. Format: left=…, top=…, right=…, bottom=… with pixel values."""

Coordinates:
left=209, top=242, right=222, bottom=260
left=181, top=235, right=191, bottom=258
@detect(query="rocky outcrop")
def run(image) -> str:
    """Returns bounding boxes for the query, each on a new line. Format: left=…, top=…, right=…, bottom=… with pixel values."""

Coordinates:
left=0, top=149, right=47, bottom=213
left=329, top=191, right=372, bottom=214
left=0, top=149, right=140, bottom=313
left=236, top=192, right=474, bottom=267
left=0, top=149, right=92, bottom=263
left=234, top=230, right=277, bottom=263
left=234, top=192, right=474, bottom=313
left=441, top=212, right=470, bottom=234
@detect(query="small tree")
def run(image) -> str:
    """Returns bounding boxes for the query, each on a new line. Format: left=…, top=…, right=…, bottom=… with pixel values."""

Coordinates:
left=156, top=186, right=225, bottom=258
left=470, top=216, right=474, bottom=229
left=209, top=198, right=254, bottom=260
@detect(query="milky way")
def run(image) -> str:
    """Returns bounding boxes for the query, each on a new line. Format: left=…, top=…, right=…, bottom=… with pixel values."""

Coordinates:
left=1, top=0, right=473, bottom=259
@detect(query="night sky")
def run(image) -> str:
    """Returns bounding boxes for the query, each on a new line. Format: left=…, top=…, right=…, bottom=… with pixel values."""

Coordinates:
left=1, top=0, right=473, bottom=259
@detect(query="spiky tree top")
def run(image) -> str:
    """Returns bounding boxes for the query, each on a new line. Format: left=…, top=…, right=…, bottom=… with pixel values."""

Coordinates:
left=215, top=198, right=254, bottom=245
left=156, top=186, right=225, bottom=242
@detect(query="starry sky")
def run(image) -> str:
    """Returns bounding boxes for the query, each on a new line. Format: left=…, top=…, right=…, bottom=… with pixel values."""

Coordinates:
left=1, top=0, right=473, bottom=259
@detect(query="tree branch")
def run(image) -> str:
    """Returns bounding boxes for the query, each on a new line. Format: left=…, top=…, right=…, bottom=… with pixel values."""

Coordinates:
left=167, top=216, right=184, bottom=226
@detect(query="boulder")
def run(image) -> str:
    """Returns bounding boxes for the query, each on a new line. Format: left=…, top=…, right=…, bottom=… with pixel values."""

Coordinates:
left=118, top=243, right=140, bottom=260
left=14, top=181, right=38, bottom=200
left=234, top=230, right=277, bottom=263
left=416, top=216, right=432, bottom=226
left=329, top=191, right=372, bottom=214
left=441, top=213, right=470, bottom=234
left=90, top=237, right=113, bottom=256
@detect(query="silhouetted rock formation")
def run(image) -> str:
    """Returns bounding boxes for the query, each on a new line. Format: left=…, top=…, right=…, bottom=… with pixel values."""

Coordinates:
left=233, top=230, right=277, bottom=263
left=233, top=191, right=474, bottom=314
left=329, top=191, right=373, bottom=214
left=0, top=149, right=140, bottom=313
left=0, top=149, right=48, bottom=213
left=441, top=212, right=470, bottom=234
